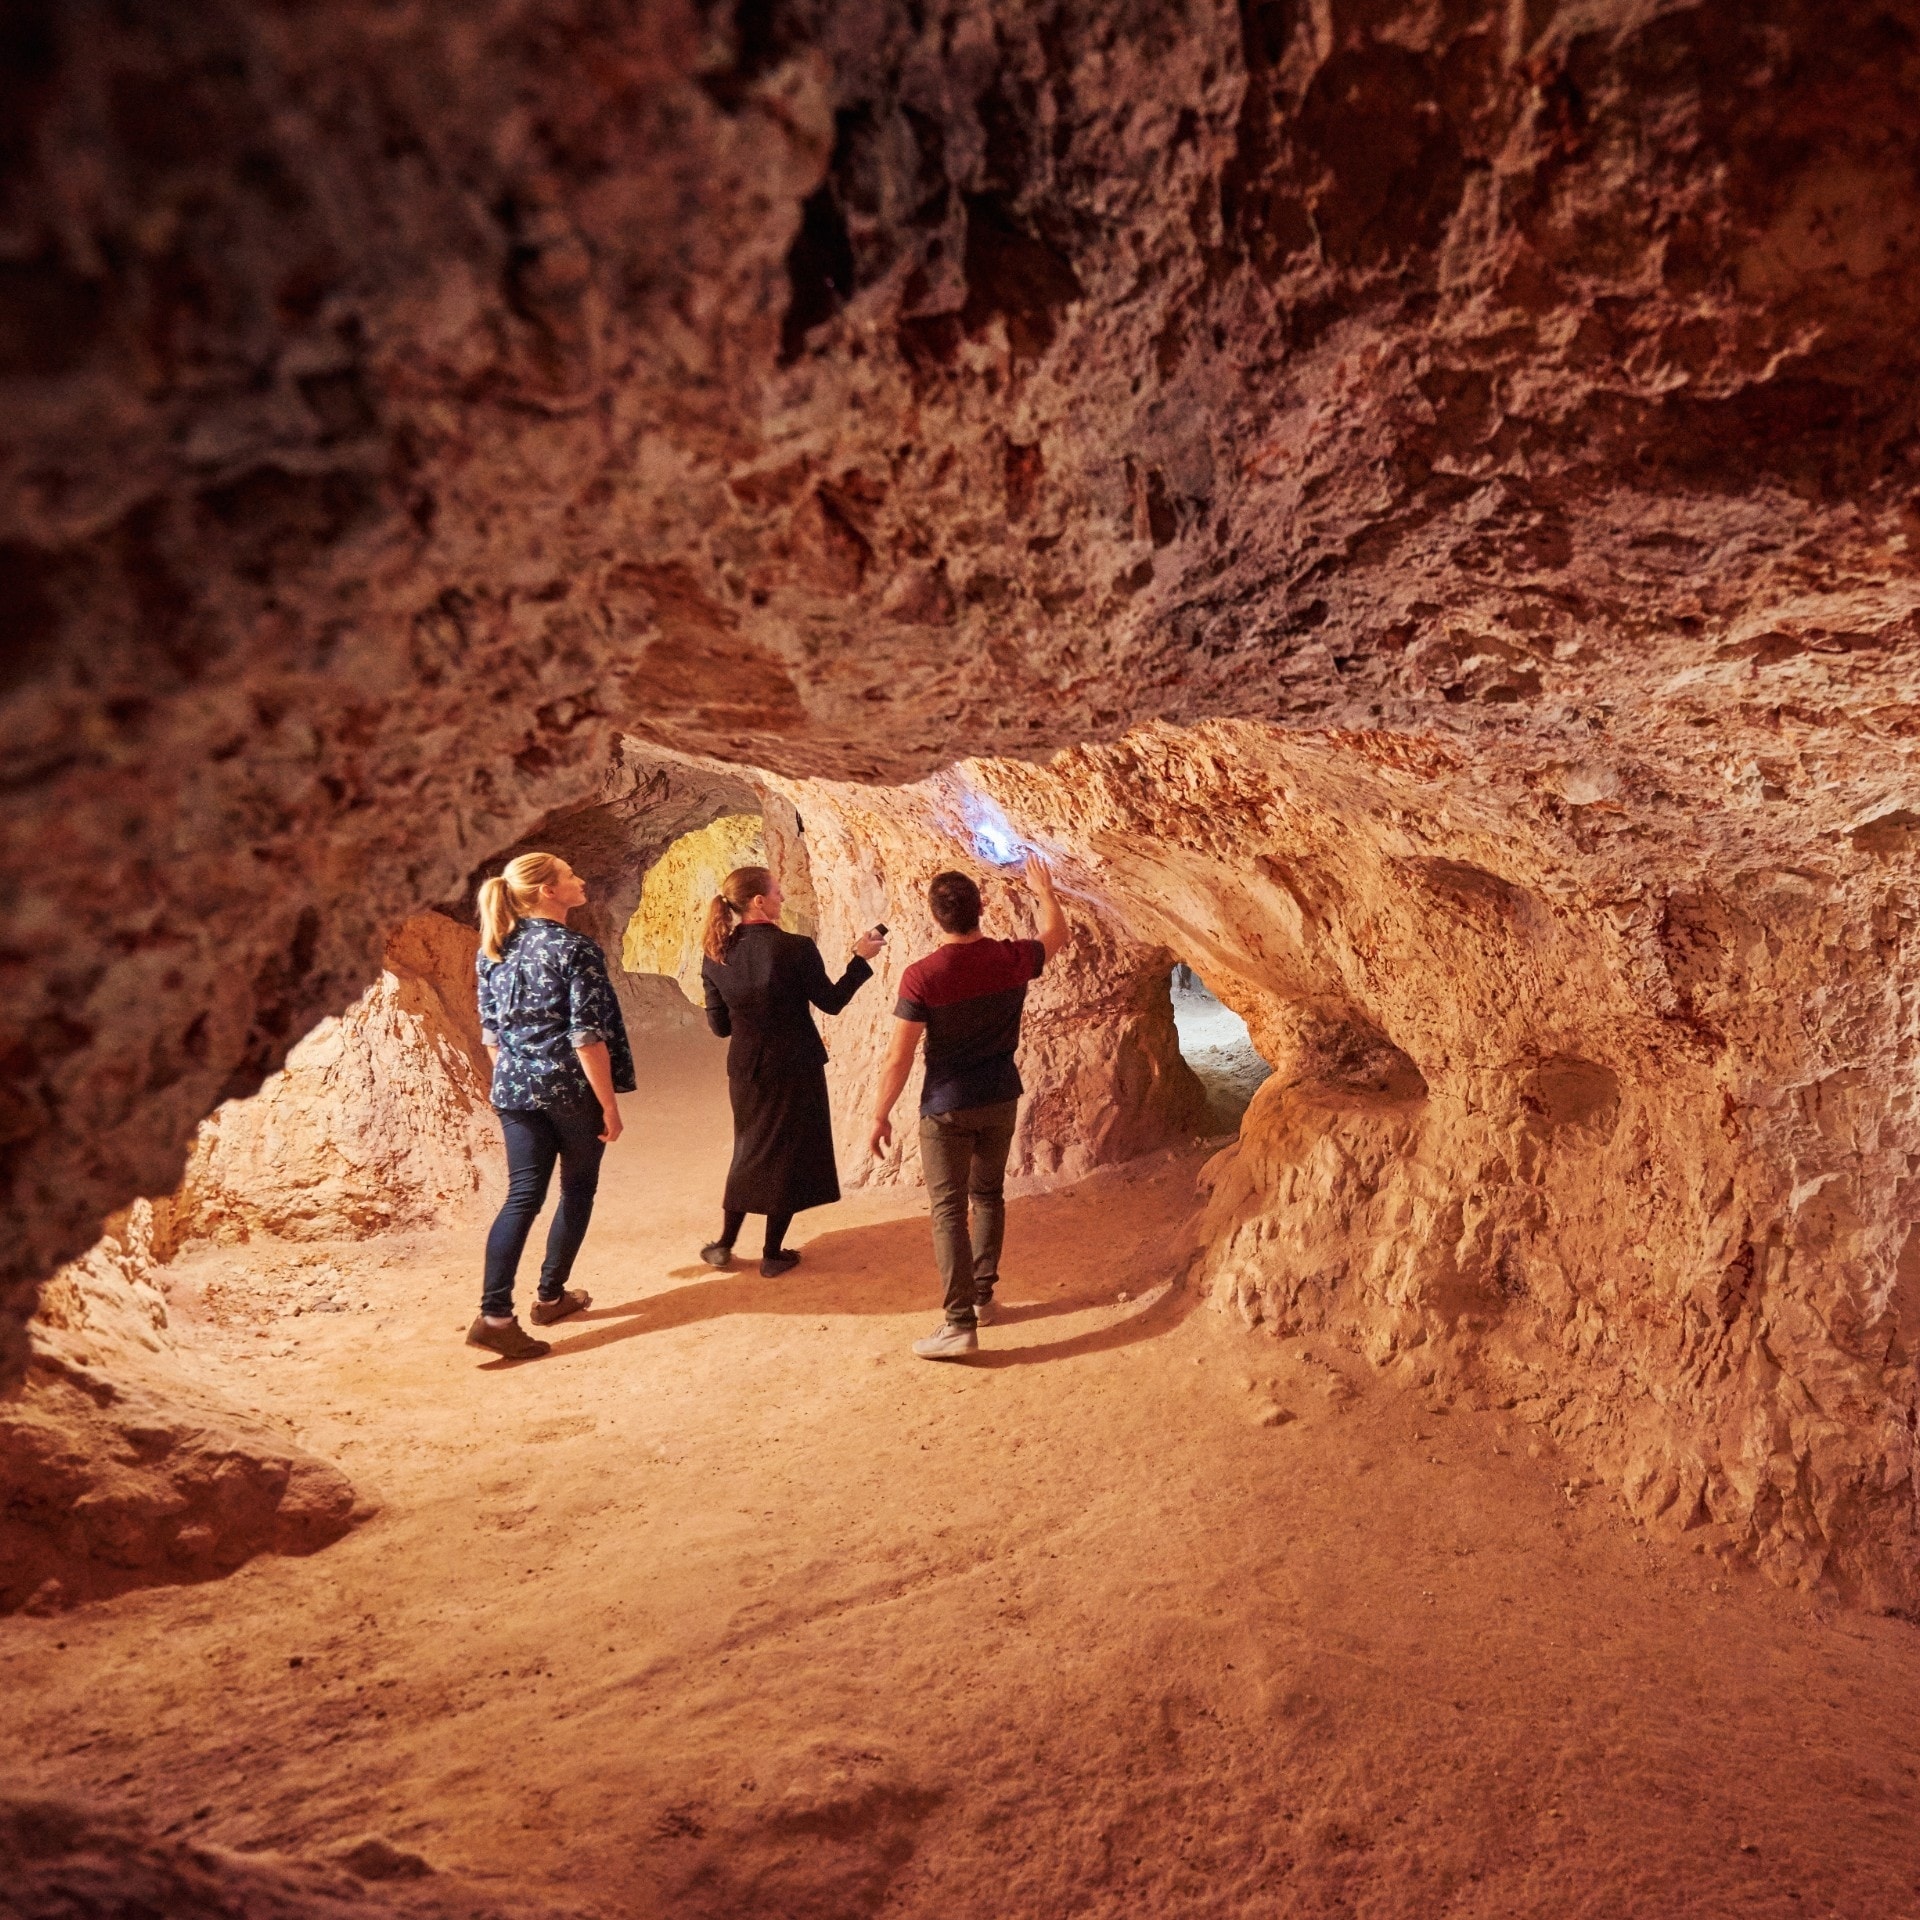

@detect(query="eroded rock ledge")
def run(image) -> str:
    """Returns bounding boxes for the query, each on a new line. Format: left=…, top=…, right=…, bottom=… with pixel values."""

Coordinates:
left=2, top=1197, right=368, bottom=1616
left=5, top=0, right=1920, bottom=1615
left=10, top=0, right=1920, bottom=1363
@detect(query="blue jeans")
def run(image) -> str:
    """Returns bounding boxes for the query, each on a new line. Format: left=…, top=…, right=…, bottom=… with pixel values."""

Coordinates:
left=481, top=1101, right=606, bottom=1318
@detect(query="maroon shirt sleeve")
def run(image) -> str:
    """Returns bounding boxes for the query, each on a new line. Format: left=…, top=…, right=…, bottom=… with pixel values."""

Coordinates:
left=896, top=956, right=930, bottom=1023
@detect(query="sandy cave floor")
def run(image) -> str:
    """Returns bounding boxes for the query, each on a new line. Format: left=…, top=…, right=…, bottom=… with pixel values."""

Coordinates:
left=7, top=1030, right=1920, bottom=1919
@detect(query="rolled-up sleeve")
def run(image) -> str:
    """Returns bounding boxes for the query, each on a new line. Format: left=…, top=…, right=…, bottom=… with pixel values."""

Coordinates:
left=476, top=956, right=499, bottom=1046
left=567, top=949, right=613, bottom=1050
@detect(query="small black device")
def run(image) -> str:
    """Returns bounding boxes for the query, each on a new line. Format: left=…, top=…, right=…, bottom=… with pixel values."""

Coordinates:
left=870, top=922, right=888, bottom=939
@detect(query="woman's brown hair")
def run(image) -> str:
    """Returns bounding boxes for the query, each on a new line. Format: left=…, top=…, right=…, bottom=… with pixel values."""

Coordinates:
left=477, top=852, right=567, bottom=961
left=702, top=865, right=774, bottom=964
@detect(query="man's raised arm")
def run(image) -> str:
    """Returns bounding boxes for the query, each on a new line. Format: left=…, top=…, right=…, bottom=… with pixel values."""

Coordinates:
left=1024, top=853, right=1068, bottom=962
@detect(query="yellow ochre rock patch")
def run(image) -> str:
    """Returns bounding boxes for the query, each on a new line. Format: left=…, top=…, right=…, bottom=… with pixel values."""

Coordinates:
left=623, top=814, right=787, bottom=1005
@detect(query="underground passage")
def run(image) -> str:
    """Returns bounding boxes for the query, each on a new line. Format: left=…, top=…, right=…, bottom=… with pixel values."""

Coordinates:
left=7, top=3, right=1920, bottom=1914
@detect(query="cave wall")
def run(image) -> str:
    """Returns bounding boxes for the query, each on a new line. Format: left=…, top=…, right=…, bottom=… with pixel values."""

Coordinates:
left=167, top=912, right=502, bottom=1245
left=552, top=745, right=1212, bottom=1182
left=757, top=766, right=1214, bottom=1186
left=949, top=722, right=1920, bottom=1603
left=4, top=0, right=1920, bottom=1613
left=0, top=912, right=491, bottom=1614
left=11, top=0, right=1920, bottom=1392
left=624, top=811, right=778, bottom=1004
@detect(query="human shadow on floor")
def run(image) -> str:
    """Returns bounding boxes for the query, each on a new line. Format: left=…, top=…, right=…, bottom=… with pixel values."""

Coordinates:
left=483, top=1183, right=1198, bottom=1369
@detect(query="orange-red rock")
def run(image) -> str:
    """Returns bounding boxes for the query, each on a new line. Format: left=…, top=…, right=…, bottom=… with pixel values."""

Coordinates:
left=5, top=0, right=1920, bottom=1638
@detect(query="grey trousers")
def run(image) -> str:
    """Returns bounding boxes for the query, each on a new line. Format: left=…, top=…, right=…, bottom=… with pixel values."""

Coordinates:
left=918, top=1099, right=1019, bottom=1328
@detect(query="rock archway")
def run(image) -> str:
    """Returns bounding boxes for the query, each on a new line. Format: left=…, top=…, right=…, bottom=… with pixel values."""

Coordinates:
left=4, top=736, right=1224, bottom=1614
left=951, top=722, right=1920, bottom=1603
left=8, top=0, right=1920, bottom=1901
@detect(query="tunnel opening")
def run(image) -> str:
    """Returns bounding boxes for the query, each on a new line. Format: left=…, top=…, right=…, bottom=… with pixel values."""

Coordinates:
left=9, top=741, right=1240, bottom=1615
left=1169, top=963, right=1272, bottom=1135
left=621, top=810, right=791, bottom=1008
left=14, top=1, right=1920, bottom=1903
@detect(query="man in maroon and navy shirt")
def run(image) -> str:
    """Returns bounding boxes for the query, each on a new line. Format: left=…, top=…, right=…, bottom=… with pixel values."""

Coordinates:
left=867, top=855, right=1068, bottom=1359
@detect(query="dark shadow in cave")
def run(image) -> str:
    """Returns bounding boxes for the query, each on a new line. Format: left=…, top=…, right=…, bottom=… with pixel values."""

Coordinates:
left=1170, top=965, right=1272, bottom=1134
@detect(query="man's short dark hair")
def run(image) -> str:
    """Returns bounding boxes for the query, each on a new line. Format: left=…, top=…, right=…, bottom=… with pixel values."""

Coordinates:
left=928, top=870, right=982, bottom=934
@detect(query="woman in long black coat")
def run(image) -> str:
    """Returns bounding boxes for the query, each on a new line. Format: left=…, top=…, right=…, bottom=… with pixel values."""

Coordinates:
left=699, top=864, right=883, bottom=1276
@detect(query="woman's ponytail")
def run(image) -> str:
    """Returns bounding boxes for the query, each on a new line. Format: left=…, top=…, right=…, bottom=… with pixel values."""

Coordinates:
left=702, top=894, right=734, bottom=966
left=478, top=852, right=565, bottom=960
left=703, top=864, right=774, bottom=965
left=478, top=877, right=515, bottom=962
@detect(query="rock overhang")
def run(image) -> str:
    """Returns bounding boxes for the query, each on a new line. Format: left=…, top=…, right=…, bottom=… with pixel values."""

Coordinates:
left=3, top=0, right=1920, bottom=1596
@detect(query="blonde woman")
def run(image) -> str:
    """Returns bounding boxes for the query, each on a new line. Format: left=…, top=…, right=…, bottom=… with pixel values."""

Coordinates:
left=699, top=865, right=884, bottom=1274
left=468, top=852, right=634, bottom=1361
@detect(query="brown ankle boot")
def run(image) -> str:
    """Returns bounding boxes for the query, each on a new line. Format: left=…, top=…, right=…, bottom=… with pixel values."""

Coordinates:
left=465, top=1316, right=551, bottom=1360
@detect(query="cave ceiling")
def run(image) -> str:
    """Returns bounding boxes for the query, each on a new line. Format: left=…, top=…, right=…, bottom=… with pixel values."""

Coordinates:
left=5, top=0, right=1920, bottom=1349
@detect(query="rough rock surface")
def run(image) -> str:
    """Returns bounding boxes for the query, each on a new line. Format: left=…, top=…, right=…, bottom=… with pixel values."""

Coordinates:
left=7, top=0, right=1920, bottom=1617
left=3, top=1214, right=368, bottom=1616
left=760, top=764, right=1215, bottom=1185
left=953, top=724, right=1920, bottom=1604
left=167, top=913, right=502, bottom=1246
left=0, top=913, right=490, bottom=1613
left=0, top=1796, right=583, bottom=1920
left=624, top=811, right=776, bottom=1004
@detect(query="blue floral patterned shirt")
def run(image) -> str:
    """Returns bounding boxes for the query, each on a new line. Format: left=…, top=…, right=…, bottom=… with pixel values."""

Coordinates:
left=476, top=917, right=636, bottom=1112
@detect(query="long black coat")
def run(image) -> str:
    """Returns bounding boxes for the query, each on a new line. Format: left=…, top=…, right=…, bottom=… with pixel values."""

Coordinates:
left=701, top=923, right=873, bottom=1215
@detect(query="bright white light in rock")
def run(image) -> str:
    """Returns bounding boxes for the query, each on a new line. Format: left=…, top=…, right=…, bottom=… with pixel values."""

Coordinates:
left=960, top=790, right=1028, bottom=867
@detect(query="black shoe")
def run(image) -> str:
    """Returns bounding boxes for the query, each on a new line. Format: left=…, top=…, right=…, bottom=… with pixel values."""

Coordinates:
left=760, top=1249, right=801, bottom=1279
left=700, top=1242, right=735, bottom=1269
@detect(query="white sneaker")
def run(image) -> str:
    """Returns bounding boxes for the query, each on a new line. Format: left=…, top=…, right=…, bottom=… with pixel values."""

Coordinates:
left=912, top=1322, right=979, bottom=1361
left=973, top=1296, right=1000, bottom=1326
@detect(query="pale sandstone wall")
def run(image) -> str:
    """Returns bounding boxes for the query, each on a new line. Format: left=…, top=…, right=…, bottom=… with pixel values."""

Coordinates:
left=623, top=812, right=776, bottom=1005
left=169, top=913, right=503, bottom=1244
left=958, top=723, right=1920, bottom=1606
left=760, top=769, right=1213, bottom=1188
